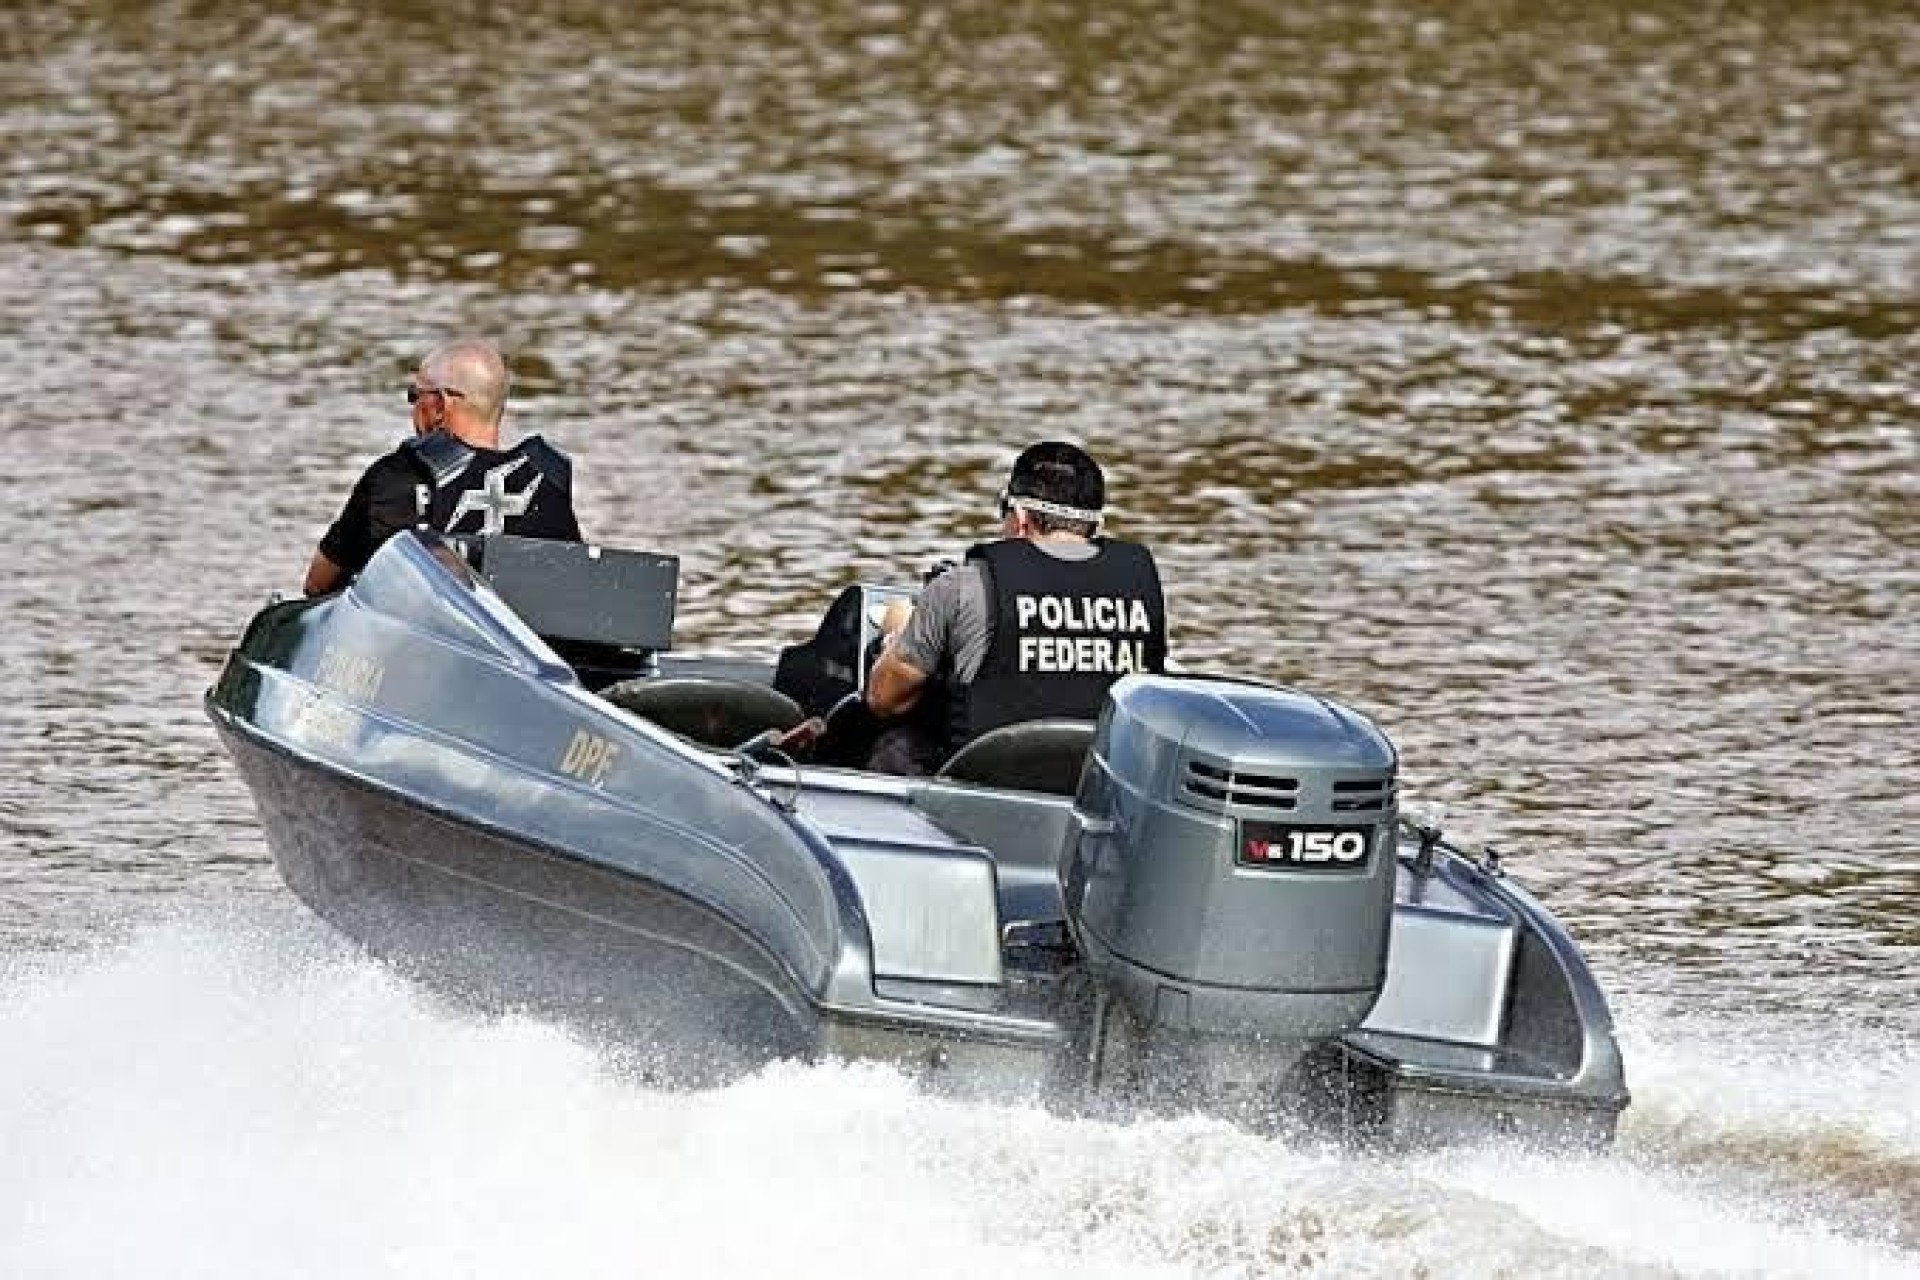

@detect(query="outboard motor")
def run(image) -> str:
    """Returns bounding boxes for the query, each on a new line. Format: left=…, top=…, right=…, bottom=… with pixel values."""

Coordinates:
left=1062, top=674, right=1398, bottom=1097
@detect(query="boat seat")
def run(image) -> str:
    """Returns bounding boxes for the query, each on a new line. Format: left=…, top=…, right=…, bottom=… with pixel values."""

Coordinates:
left=602, top=676, right=804, bottom=749
left=936, top=719, right=1097, bottom=797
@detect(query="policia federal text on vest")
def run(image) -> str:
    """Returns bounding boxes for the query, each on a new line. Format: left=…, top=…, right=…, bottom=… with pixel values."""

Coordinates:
left=946, top=537, right=1167, bottom=751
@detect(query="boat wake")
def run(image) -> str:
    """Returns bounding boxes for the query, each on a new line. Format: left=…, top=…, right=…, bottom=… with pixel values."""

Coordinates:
left=1608, top=999, right=1918, bottom=1254
left=2, top=905, right=1913, bottom=1280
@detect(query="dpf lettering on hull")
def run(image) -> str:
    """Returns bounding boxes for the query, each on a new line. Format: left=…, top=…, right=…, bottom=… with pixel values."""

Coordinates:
left=558, top=729, right=619, bottom=786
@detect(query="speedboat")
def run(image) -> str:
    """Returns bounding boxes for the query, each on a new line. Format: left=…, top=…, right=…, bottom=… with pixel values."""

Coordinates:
left=206, top=531, right=1629, bottom=1147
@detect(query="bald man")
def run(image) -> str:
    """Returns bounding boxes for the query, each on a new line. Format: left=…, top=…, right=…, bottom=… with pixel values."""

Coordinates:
left=304, top=338, right=582, bottom=595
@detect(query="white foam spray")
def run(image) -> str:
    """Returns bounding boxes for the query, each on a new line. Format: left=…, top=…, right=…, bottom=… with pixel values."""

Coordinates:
left=2, top=911, right=1913, bottom=1279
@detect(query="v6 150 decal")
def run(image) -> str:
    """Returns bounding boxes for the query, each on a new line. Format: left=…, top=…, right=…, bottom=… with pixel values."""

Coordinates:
left=1238, top=824, right=1372, bottom=872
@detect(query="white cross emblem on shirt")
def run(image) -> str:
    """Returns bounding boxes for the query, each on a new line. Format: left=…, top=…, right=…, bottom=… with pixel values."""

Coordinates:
left=447, top=456, right=543, bottom=536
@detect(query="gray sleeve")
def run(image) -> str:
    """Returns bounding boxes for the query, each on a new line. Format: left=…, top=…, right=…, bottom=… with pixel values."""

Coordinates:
left=895, top=564, right=991, bottom=683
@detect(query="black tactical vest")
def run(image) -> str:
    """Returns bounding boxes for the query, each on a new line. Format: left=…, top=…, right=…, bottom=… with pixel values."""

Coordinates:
left=947, top=537, right=1167, bottom=750
left=403, top=433, right=578, bottom=541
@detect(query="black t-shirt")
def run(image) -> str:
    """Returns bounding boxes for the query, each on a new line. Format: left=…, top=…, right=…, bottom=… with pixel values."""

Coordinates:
left=318, top=435, right=581, bottom=578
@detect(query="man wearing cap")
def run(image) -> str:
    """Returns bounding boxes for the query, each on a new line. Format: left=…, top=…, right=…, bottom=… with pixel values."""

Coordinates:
left=303, top=337, right=582, bottom=595
left=864, top=441, right=1168, bottom=774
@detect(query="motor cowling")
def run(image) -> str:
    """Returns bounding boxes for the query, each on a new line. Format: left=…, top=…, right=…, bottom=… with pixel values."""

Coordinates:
left=1063, top=675, right=1398, bottom=1044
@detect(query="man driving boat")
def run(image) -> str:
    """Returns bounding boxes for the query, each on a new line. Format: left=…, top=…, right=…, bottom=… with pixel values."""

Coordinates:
left=864, top=441, right=1168, bottom=774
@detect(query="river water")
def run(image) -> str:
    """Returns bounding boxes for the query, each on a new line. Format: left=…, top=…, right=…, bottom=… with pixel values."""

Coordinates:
left=1, top=3, right=1914, bottom=1276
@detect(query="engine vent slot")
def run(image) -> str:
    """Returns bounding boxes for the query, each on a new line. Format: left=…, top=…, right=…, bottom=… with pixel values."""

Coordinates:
left=1181, top=758, right=1299, bottom=813
left=1331, top=777, right=1395, bottom=812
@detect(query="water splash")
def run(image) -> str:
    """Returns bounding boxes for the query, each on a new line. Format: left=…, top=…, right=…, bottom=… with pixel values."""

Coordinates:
left=3, top=912, right=1913, bottom=1279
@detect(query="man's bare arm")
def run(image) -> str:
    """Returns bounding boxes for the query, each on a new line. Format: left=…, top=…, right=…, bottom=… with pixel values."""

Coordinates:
left=867, top=646, right=928, bottom=717
left=303, top=550, right=345, bottom=596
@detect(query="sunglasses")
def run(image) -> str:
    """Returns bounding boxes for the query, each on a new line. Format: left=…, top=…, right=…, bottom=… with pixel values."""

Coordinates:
left=406, top=384, right=467, bottom=405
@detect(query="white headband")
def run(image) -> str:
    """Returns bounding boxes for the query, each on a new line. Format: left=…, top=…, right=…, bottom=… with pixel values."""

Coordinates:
left=1007, top=494, right=1102, bottom=526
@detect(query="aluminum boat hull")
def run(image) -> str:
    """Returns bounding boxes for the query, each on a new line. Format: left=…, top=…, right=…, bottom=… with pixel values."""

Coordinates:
left=208, top=533, right=1629, bottom=1145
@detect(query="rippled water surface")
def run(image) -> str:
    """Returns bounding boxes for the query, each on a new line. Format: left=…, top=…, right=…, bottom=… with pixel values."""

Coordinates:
left=2, top=3, right=1915, bottom=1276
